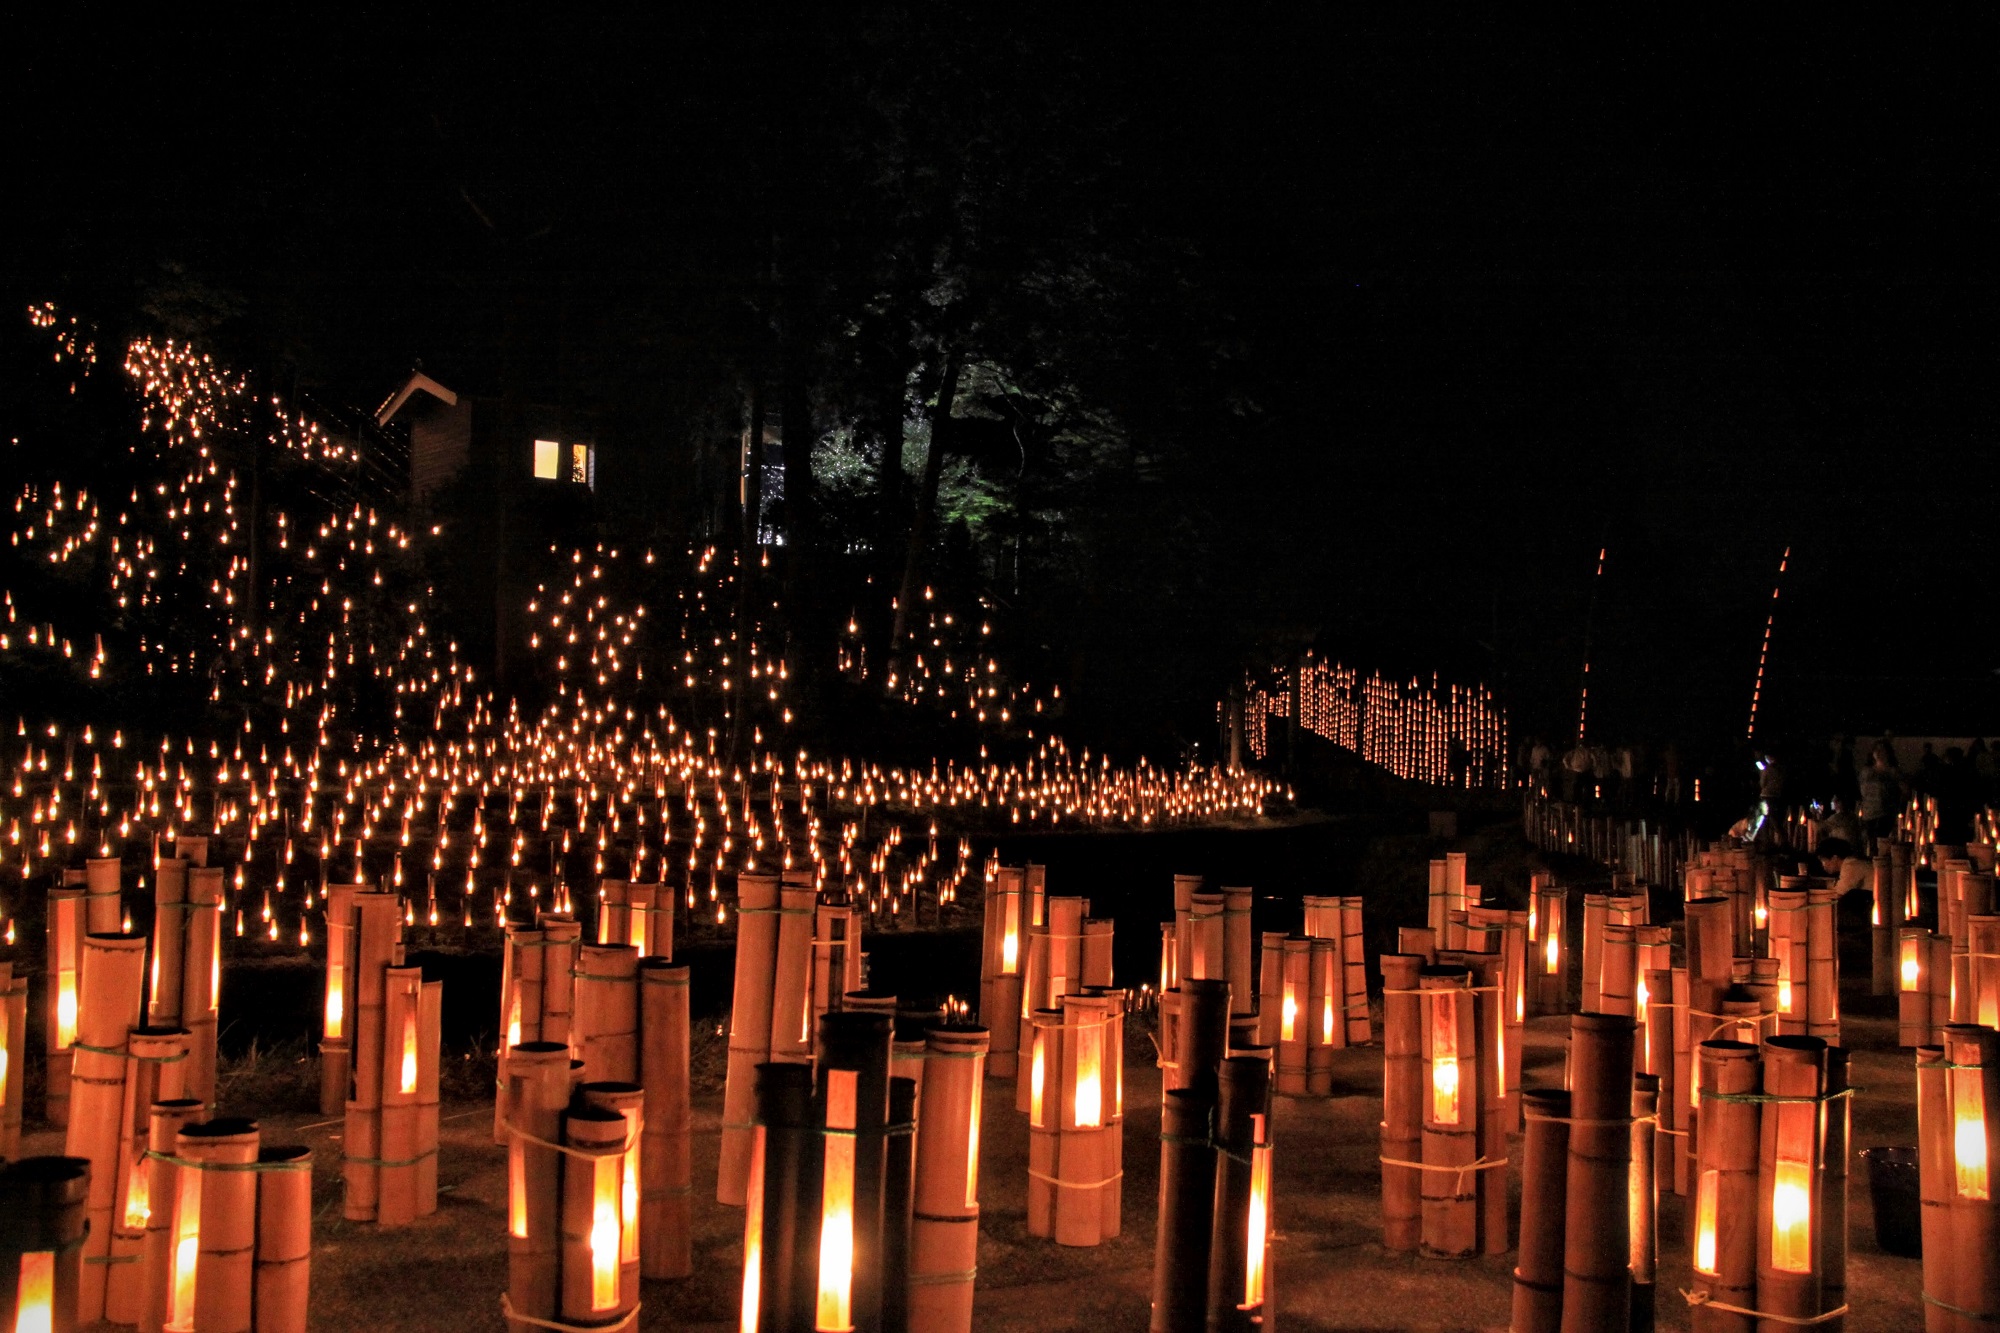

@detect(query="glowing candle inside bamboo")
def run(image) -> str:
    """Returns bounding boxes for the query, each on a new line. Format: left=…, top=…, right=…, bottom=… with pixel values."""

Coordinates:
left=16, top=1250, right=53, bottom=1333
left=590, top=1155, right=620, bottom=1310
left=816, top=1068, right=858, bottom=1333
left=1243, top=1114, right=1271, bottom=1310
left=1956, top=1064, right=1990, bottom=1200
left=1431, top=990, right=1460, bottom=1125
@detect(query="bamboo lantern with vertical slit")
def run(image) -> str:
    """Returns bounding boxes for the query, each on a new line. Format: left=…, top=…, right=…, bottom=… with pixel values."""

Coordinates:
left=1901, top=927, right=1940, bottom=1048
left=1920, top=1025, right=2000, bottom=1331
left=1805, top=887, right=1839, bottom=1042
left=1206, top=1054, right=1273, bottom=1333
left=580, top=1083, right=644, bottom=1315
left=1255, top=931, right=1284, bottom=1050
left=721, top=873, right=783, bottom=1206
left=67, top=930, right=147, bottom=1323
left=375, top=966, right=426, bottom=1228
left=639, top=960, right=692, bottom=1280
left=1630, top=1073, right=1658, bottom=1333
left=560, top=1105, right=637, bottom=1332
left=139, top=1097, right=203, bottom=1332
left=1689, top=1040, right=1759, bottom=1332
left=1419, top=965, right=1480, bottom=1259
left=1306, top=937, right=1339, bottom=1093
left=980, top=868, right=1024, bottom=1079
left=818, top=1012, right=892, bottom=1332
left=45, top=880, right=85, bottom=1128
left=105, top=1025, right=190, bottom=1323
left=179, top=867, right=222, bottom=1109
left=1755, top=1037, right=1827, bottom=1328
left=321, top=884, right=360, bottom=1117
left=1275, top=938, right=1309, bottom=1096
left=1024, top=1008, right=1061, bottom=1240
left=908, top=1024, right=986, bottom=1333
left=1533, top=880, right=1567, bottom=1015
left=1561, top=1013, right=1634, bottom=1332
left=1186, top=893, right=1225, bottom=984
left=343, top=889, right=401, bottom=1223
left=1380, top=953, right=1424, bottom=1252
left=0, top=965, right=21, bottom=1160
left=169, top=1118, right=260, bottom=1333
left=0, top=1156, right=90, bottom=1333
left=1053, top=992, right=1118, bottom=1247
left=576, top=945, right=640, bottom=1084
left=1342, top=896, right=1371, bottom=1044
left=504, top=1042, right=571, bottom=1331
left=1512, top=1088, right=1570, bottom=1333
left=1151, top=1088, right=1216, bottom=1333
left=1222, top=887, right=1254, bottom=1022
left=253, top=1145, right=312, bottom=1333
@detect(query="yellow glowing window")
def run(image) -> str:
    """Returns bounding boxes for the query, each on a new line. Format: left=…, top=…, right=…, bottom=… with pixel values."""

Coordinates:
left=569, top=444, right=590, bottom=486
left=533, top=440, right=561, bottom=480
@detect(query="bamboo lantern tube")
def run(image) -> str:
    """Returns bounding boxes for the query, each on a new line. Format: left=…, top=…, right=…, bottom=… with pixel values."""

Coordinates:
left=1173, top=874, right=1201, bottom=988
left=0, top=965, right=21, bottom=1160
left=1755, top=1037, right=1827, bottom=1327
left=721, top=873, right=784, bottom=1206
left=1689, top=1040, right=1759, bottom=1333
left=598, top=879, right=630, bottom=946
left=343, top=889, right=401, bottom=1222
left=1805, top=887, right=1839, bottom=1042
left=85, top=855, right=123, bottom=933
left=1561, top=1012, right=1634, bottom=1332
left=1870, top=856, right=1899, bottom=998
left=1206, top=1055, right=1273, bottom=1333
left=1444, top=853, right=1469, bottom=945
left=1630, top=1074, right=1658, bottom=1333
left=1819, top=1047, right=1849, bottom=1330
left=1427, top=859, right=1448, bottom=939
left=0, top=1156, right=90, bottom=1333
left=1379, top=953, right=1424, bottom=1252
left=1307, top=937, right=1340, bottom=1090
left=580, top=1083, right=644, bottom=1315
left=252, top=1145, right=312, bottom=1333
left=105, top=1025, right=192, bottom=1322
left=417, top=979, right=443, bottom=1214
left=496, top=921, right=547, bottom=1142
left=908, top=1025, right=986, bottom=1333
left=1767, top=888, right=1807, bottom=1036
left=148, top=859, right=190, bottom=1027
left=1160, top=924, right=1179, bottom=998
left=45, top=881, right=85, bottom=1128
left=179, top=868, right=222, bottom=1108
left=139, top=1097, right=203, bottom=1333
left=1151, top=1088, right=1217, bottom=1333
left=768, top=882, right=818, bottom=1070
left=1081, top=917, right=1115, bottom=991
left=1172, top=979, right=1231, bottom=1100
left=979, top=869, right=1024, bottom=1079
left=1581, top=894, right=1608, bottom=1013
left=1599, top=925, right=1636, bottom=1018
left=1512, top=1089, right=1572, bottom=1333
left=1685, top=896, right=1736, bottom=1006
left=818, top=1012, right=893, bottom=1331
left=1923, top=1025, right=2000, bottom=1331
left=1973, top=915, right=2000, bottom=1030
left=1533, top=881, right=1567, bottom=1015
left=375, top=966, right=426, bottom=1227
left=881, top=1077, right=917, bottom=1333
left=170, top=1118, right=261, bottom=1333
left=538, top=914, right=582, bottom=1052
left=66, top=930, right=147, bottom=1323
left=576, top=944, right=641, bottom=1084
left=1342, top=896, right=1371, bottom=1044
left=1222, top=887, right=1255, bottom=1021
left=1275, top=938, right=1309, bottom=1096
left=560, top=1105, right=637, bottom=1332
left=1255, top=932, right=1284, bottom=1050
left=1468, top=952, right=1509, bottom=1249
left=1932, top=932, right=1954, bottom=1048
left=638, top=960, right=692, bottom=1281
left=1899, top=928, right=1936, bottom=1048
left=741, top=1061, right=813, bottom=1333
left=1024, top=1010, right=1062, bottom=1239
left=1419, top=965, right=1479, bottom=1259
left=1052, top=993, right=1117, bottom=1247
left=505, top=1041, right=572, bottom=1331
left=1672, top=968, right=1693, bottom=1196
left=633, top=881, right=672, bottom=960
left=320, top=884, right=359, bottom=1118
left=1399, top=925, right=1437, bottom=964
left=1643, top=969, right=1678, bottom=1196
left=1186, top=893, right=1225, bottom=984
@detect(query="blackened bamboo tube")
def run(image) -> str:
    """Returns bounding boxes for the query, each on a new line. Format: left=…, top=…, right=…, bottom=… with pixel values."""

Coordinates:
left=180, top=1117, right=262, bottom=1333
left=721, top=873, right=783, bottom=1206
left=1819, top=1046, right=1848, bottom=1331
left=1176, top=978, right=1232, bottom=1104
left=1755, top=1037, right=1826, bottom=1327
left=1939, top=1026, right=2000, bottom=1330
left=1630, top=1074, right=1658, bottom=1333
left=139, top=1097, right=203, bottom=1333
left=1379, top=953, right=1423, bottom=1252
left=882, top=1076, right=917, bottom=1333
left=560, top=1104, right=635, bottom=1330
left=1690, top=1041, right=1759, bottom=1333
left=321, top=884, right=359, bottom=1118
left=1560, top=1013, right=1634, bottom=1333
left=180, top=867, right=223, bottom=1108
left=1512, top=1089, right=1571, bottom=1333
left=909, top=1025, right=986, bottom=1333
left=253, top=1145, right=313, bottom=1333
left=1150, top=1088, right=1216, bottom=1333
left=147, top=858, right=189, bottom=1025
left=1205, top=1054, right=1270, bottom=1333
left=580, top=1082, right=645, bottom=1315
left=639, top=960, right=693, bottom=1280
left=44, top=881, right=85, bottom=1128
left=106, top=1025, right=192, bottom=1322
left=745, top=1062, right=814, bottom=1333
left=576, top=943, right=641, bottom=1083
left=85, top=854, right=123, bottom=933
left=505, top=1042, right=572, bottom=1331
left=67, top=930, right=147, bottom=1323
left=818, top=1011, right=893, bottom=1331
left=375, top=967, right=425, bottom=1227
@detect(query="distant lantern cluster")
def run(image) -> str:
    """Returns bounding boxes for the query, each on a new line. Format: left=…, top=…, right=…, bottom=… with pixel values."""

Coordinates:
left=1237, top=652, right=1508, bottom=787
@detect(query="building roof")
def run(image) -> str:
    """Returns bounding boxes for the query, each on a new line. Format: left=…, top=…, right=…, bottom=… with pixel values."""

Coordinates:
left=374, top=371, right=460, bottom=428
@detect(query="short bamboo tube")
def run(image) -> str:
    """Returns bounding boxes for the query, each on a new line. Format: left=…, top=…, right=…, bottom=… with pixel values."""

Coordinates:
left=909, top=1024, right=987, bottom=1333
left=67, top=930, right=148, bottom=1324
left=1512, top=1089, right=1571, bottom=1333
left=505, top=1042, right=572, bottom=1330
left=638, top=960, right=692, bottom=1280
left=1379, top=953, right=1423, bottom=1252
left=561, top=1105, right=637, bottom=1331
left=1689, top=1040, right=1759, bottom=1333
left=254, top=1145, right=313, bottom=1333
left=580, top=1082, right=644, bottom=1314
left=1561, top=1013, right=1634, bottom=1332
left=1419, top=965, right=1479, bottom=1259
left=178, top=1118, right=261, bottom=1333
left=140, top=1097, right=204, bottom=1333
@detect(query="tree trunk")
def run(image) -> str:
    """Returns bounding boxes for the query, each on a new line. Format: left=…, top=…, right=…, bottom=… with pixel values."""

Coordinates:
left=891, top=350, right=962, bottom=658
left=780, top=333, right=814, bottom=595
left=878, top=354, right=907, bottom=569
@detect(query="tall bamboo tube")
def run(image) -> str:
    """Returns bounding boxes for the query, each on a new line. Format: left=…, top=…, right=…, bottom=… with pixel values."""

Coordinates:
left=980, top=870, right=1024, bottom=1079
left=1533, top=881, right=1567, bottom=1015
left=1630, top=1074, right=1658, bottom=1333
left=66, top=930, right=147, bottom=1323
left=375, top=966, right=425, bottom=1228
left=1444, top=853, right=1469, bottom=947
left=769, top=883, right=817, bottom=1070
left=1419, top=965, right=1478, bottom=1259
left=45, top=880, right=86, bottom=1128
left=538, top=914, right=582, bottom=1052
left=1427, top=859, right=1448, bottom=939
left=599, top=878, right=630, bottom=946
left=1, top=1155, right=90, bottom=1333
left=1755, top=1037, right=1826, bottom=1327
left=0, top=965, right=21, bottom=1159
left=819, top=1011, right=893, bottom=1331
left=1690, top=1040, right=1759, bottom=1333
left=1174, top=978, right=1231, bottom=1101
left=1672, top=968, right=1692, bottom=1196
left=1275, top=938, right=1309, bottom=1096
left=1222, top=887, right=1254, bottom=1020
left=1766, top=888, right=1807, bottom=1036
left=1081, top=917, right=1115, bottom=990
left=177, top=1118, right=261, bottom=1333
left=1173, top=874, right=1201, bottom=988
left=1870, top=855, right=1898, bottom=998
left=1255, top=931, right=1284, bottom=1050
left=1308, top=936, right=1341, bottom=1089
left=560, top=1104, right=636, bottom=1331
left=1581, top=894, right=1608, bottom=1013
left=1561, top=1012, right=1634, bottom=1332
left=1468, top=951, right=1508, bottom=1253
left=1929, top=1026, right=2000, bottom=1331
left=344, top=889, right=401, bottom=1222
left=1643, top=968, right=1676, bottom=1196
left=1818, top=1047, right=1848, bottom=1331
left=1205, top=1054, right=1271, bottom=1333
left=1685, top=897, right=1735, bottom=1005
left=253, top=1145, right=312, bottom=1333
left=1185, top=893, right=1225, bottom=984
left=639, top=960, right=692, bottom=1280
left=1342, top=896, right=1371, bottom=1044
left=1805, top=888, right=1838, bottom=1043
left=1053, top=992, right=1115, bottom=1247
left=1512, top=1088, right=1571, bottom=1333
left=576, top=944, right=641, bottom=1084
left=1380, top=953, right=1423, bottom=1252
left=321, top=883, right=359, bottom=1118
left=179, top=867, right=222, bottom=1107
left=106, top=1025, right=192, bottom=1323
left=1931, top=933, right=1955, bottom=1048
left=908, top=1025, right=986, bottom=1333
left=1150, top=1088, right=1216, bottom=1333
left=494, top=921, right=547, bottom=1142
left=139, top=1097, right=203, bottom=1333
left=1917, top=1043, right=1953, bottom=1333
left=504, top=1042, right=572, bottom=1331
left=721, top=873, right=783, bottom=1206
left=580, top=1082, right=645, bottom=1314
left=147, top=859, right=189, bottom=1027
left=1024, top=1009, right=1062, bottom=1240
left=882, top=1077, right=917, bottom=1333
left=742, top=1061, right=813, bottom=1333
left=85, top=855, right=123, bottom=933
left=417, top=978, right=442, bottom=1215
left=1599, top=924, right=1636, bottom=1017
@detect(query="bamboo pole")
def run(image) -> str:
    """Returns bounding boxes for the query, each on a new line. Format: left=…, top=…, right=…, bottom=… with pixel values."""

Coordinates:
left=577, top=944, right=641, bottom=1084
left=1581, top=894, right=1608, bottom=1013
left=908, top=1024, right=986, bottom=1333
left=769, top=882, right=817, bottom=1069
left=1690, top=1040, right=1759, bottom=1333
left=1205, top=1054, right=1271, bottom=1333
left=721, top=873, right=783, bottom=1206
left=1561, top=1012, right=1634, bottom=1332
left=1255, top=932, right=1284, bottom=1050
left=106, top=1025, right=192, bottom=1323
left=1819, top=1046, right=1848, bottom=1332
left=742, top=1061, right=814, bottom=1333
left=882, top=1076, right=916, bottom=1333
left=66, top=930, right=147, bottom=1323
left=253, top=1145, right=312, bottom=1333
left=1082, top=917, right=1115, bottom=991
left=1150, top=1088, right=1216, bottom=1333
left=1932, top=1026, right=2000, bottom=1331
left=1173, top=874, right=1201, bottom=990
left=1380, top=953, right=1423, bottom=1252
left=177, top=1117, right=261, bottom=1333
left=1053, top=992, right=1115, bottom=1247
left=139, top=1097, right=203, bottom=1333
left=504, top=1042, right=572, bottom=1331
left=639, top=960, right=693, bottom=1281
left=1222, top=887, right=1254, bottom=1021
left=180, top=867, right=222, bottom=1108
left=1513, top=1088, right=1571, bottom=1333
left=1806, top=887, right=1839, bottom=1042
left=1174, top=979, right=1231, bottom=1101
left=0, top=1155, right=91, bottom=1333
left=44, top=880, right=86, bottom=1128
left=1672, top=967, right=1692, bottom=1196
left=1630, top=1073, right=1658, bottom=1333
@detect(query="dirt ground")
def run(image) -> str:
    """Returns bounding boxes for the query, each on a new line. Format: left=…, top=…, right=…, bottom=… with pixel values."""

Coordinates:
left=20, top=993, right=1924, bottom=1332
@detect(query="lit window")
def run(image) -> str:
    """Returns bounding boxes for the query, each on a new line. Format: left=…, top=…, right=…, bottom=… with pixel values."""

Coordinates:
left=570, top=443, right=590, bottom=487
left=533, top=440, right=560, bottom=480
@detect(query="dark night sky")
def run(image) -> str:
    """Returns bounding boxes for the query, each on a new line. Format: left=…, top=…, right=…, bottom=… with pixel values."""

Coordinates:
left=5, top=14, right=1994, bottom=753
